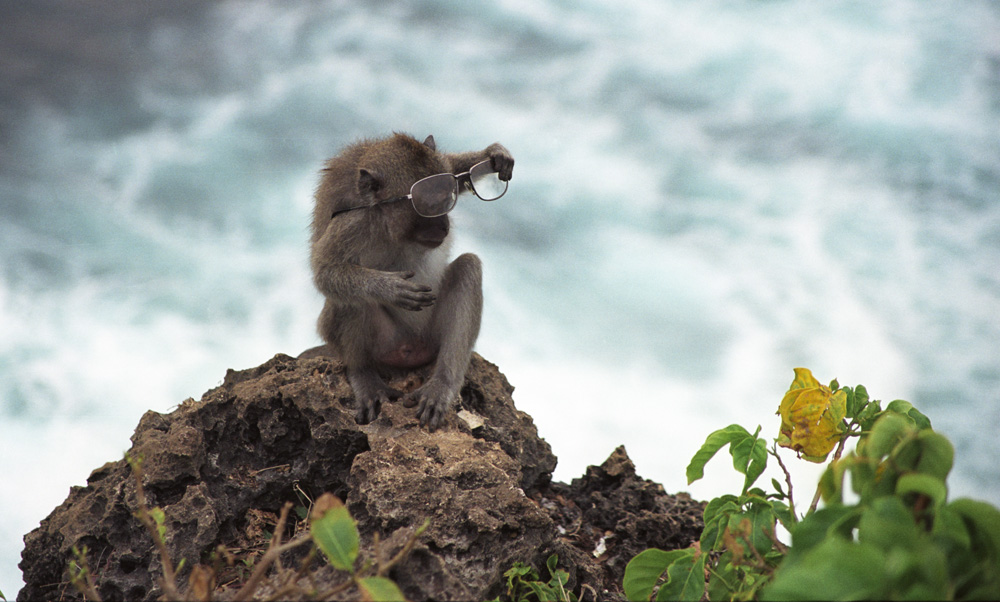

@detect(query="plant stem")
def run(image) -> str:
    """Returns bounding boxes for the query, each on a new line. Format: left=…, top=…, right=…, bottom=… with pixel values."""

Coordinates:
left=233, top=503, right=312, bottom=602
left=771, top=446, right=797, bottom=522
left=128, top=459, right=182, bottom=601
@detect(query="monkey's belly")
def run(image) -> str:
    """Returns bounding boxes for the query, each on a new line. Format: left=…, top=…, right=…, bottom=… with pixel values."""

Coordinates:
left=376, top=340, right=437, bottom=370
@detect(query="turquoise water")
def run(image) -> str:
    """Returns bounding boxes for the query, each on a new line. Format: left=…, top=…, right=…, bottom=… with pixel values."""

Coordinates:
left=2, top=0, right=999, bottom=595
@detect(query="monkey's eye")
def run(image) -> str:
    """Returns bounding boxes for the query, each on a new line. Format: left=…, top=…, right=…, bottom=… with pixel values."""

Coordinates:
left=408, top=174, right=459, bottom=217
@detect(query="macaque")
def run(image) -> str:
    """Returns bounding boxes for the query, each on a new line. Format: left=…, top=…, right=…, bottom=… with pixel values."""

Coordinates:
left=309, top=133, right=514, bottom=429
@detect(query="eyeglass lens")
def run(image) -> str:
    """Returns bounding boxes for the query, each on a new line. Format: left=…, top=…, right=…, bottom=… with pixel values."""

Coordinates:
left=468, top=160, right=508, bottom=201
left=410, top=174, right=458, bottom=217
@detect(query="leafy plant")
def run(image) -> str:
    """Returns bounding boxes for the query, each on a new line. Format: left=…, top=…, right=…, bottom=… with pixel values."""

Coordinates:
left=69, top=455, right=427, bottom=601
left=494, top=554, right=576, bottom=602
left=624, top=368, right=1000, bottom=601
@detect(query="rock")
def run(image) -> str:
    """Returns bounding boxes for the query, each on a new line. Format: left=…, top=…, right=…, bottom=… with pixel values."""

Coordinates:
left=18, top=353, right=703, bottom=601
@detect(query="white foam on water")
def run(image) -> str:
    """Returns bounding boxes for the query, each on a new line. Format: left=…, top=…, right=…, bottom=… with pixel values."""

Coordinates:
left=3, top=0, right=1000, bottom=596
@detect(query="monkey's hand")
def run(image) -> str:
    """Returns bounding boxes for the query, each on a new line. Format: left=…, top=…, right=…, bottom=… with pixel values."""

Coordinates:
left=485, top=143, right=515, bottom=182
left=407, top=380, right=457, bottom=431
left=372, top=271, right=436, bottom=311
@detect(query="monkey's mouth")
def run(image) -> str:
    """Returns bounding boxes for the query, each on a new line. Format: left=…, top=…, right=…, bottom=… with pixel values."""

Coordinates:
left=411, top=216, right=449, bottom=248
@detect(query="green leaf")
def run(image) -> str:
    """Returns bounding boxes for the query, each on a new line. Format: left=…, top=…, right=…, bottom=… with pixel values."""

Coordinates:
left=791, top=506, right=860, bottom=552
left=731, top=433, right=768, bottom=494
left=857, top=496, right=919, bottom=551
left=700, top=497, right=739, bottom=551
left=745, top=503, right=777, bottom=554
left=358, top=576, right=406, bottom=602
left=623, top=548, right=693, bottom=601
left=886, top=399, right=932, bottom=430
left=949, top=498, right=1000, bottom=559
left=546, top=553, right=559, bottom=578
left=932, top=505, right=972, bottom=551
left=526, top=581, right=557, bottom=601
left=856, top=398, right=882, bottom=431
left=914, top=431, right=954, bottom=480
left=842, top=386, right=857, bottom=418
left=504, top=562, right=535, bottom=580
left=852, top=384, right=870, bottom=417
left=763, top=538, right=887, bottom=600
left=310, top=496, right=359, bottom=572
left=686, top=425, right=751, bottom=485
left=655, top=552, right=706, bottom=602
left=817, top=462, right=841, bottom=505
left=896, top=473, right=947, bottom=510
left=863, top=412, right=912, bottom=459
left=149, top=507, right=167, bottom=543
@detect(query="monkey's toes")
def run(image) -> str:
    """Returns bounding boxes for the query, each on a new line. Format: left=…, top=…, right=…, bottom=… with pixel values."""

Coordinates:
left=415, top=396, right=448, bottom=431
left=354, top=397, right=381, bottom=424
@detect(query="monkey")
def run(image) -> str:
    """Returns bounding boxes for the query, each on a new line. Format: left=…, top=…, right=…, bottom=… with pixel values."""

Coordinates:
left=309, top=133, right=514, bottom=429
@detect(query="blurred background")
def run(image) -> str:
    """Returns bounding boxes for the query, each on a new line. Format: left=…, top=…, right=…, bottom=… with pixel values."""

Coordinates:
left=2, top=0, right=999, bottom=595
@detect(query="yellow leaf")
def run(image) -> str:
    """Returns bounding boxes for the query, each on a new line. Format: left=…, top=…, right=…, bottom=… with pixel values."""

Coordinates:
left=776, top=369, right=847, bottom=463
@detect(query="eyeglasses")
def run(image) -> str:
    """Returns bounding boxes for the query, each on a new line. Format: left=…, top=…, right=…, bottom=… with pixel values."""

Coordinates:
left=332, top=160, right=508, bottom=219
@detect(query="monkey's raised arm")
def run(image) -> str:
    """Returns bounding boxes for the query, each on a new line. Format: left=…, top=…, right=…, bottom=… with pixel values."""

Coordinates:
left=445, top=142, right=515, bottom=182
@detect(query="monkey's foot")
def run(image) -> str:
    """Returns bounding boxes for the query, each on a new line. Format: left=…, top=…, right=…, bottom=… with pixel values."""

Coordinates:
left=407, top=380, right=457, bottom=431
left=354, top=384, right=403, bottom=425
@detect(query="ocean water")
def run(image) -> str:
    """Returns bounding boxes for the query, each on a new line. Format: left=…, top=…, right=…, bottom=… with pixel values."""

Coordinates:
left=2, top=0, right=999, bottom=595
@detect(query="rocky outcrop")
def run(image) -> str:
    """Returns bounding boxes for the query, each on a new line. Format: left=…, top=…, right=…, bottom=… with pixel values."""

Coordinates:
left=19, top=352, right=703, bottom=601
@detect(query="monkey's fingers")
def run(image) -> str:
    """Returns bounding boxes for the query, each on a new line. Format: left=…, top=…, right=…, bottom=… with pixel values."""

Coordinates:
left=487, top=144, right=515, bottom=181
left=394, top=289, right=436, bottom=311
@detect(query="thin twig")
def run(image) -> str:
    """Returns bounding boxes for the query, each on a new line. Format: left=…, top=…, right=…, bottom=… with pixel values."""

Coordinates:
left=763, top=526, right=789, bottom=555
left=249, top=464, right=291, bottom=477
left=232, top=509, right=312, bottom=602
left=129, top=459, right=183, bottom=601
left=264, top=548, right=316, bottom=602
left=69, top=547, right=104, bottom=602
left=771, top=445, right=797, bottom=521
left=314, top=579, right=357, bottom=601
left=377, top=521, right=428, bottom=577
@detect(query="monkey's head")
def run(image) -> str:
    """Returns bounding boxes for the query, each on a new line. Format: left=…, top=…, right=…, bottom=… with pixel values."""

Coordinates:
left=356, top=133, right=451, bottom=248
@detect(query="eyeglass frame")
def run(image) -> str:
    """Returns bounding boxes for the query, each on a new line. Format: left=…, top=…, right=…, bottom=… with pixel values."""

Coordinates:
left=331, top=160, right=508, bottom=219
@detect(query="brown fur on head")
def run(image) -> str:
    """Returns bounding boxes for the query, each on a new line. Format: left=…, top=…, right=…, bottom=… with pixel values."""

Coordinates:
left=311, top=133, right=448, bottom=244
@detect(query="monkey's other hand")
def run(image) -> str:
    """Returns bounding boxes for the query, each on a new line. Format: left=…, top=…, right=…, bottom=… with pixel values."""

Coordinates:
left=485, top=143, right=514, bottom=182
left=377, top=271, right=436, bottom=311
left=408, top=380, right=456, bottom=431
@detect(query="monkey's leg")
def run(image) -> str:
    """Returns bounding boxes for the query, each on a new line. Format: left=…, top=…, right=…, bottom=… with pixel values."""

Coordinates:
left=318, top=301, right=402, bottom=424
left=409, top=253, right=483, bottom=429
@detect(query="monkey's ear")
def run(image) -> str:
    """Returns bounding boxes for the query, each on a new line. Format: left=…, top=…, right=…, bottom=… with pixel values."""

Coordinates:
left=422, top=135, right=436, bottom=151
left=357, top=168, right=384, bottom=197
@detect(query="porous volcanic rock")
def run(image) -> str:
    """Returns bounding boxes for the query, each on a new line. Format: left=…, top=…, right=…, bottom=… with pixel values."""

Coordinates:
left=19, top=352, right=703, bottom=601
